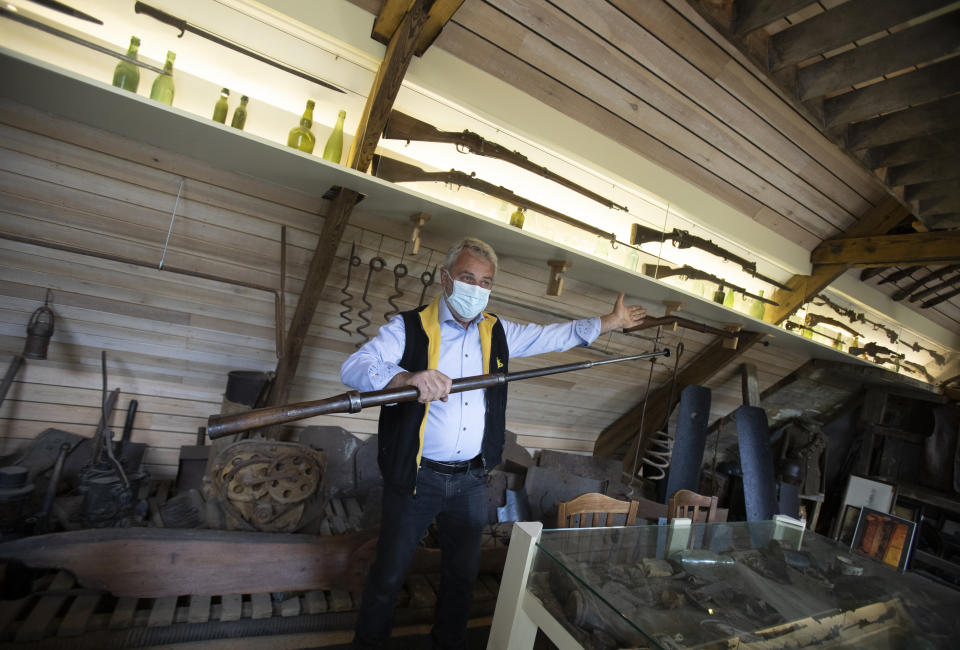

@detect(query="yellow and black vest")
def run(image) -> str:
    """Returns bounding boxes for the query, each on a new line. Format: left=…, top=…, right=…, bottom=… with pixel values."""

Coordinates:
left=377, top=297, right=509, bottom=491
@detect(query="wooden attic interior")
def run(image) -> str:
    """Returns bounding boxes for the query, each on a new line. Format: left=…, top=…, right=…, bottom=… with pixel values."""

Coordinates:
left=0, top=0, right=960, bottom=645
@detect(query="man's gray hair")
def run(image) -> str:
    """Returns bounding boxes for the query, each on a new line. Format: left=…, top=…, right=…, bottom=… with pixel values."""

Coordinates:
left=443, top=237, right=498, bottom=274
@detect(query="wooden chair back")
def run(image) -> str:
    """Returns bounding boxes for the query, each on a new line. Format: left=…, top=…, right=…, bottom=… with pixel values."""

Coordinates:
left=667, top=489, right=719, bottom=523
left=556, top=492, right=639, bottom=528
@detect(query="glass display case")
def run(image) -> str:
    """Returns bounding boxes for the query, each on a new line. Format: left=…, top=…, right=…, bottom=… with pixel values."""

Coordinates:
left=488, top=520, right=959, bottom=649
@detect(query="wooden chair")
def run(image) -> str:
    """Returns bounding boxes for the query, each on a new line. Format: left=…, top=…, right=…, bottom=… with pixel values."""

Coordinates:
left=667, top=489, right=719, bottom=523
left=556, top=492, right=639, bottom=528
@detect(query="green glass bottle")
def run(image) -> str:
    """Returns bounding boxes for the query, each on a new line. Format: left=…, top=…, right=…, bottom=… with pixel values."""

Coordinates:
left=231, top=95, right=248, bottom=130
left=723, top=288, right=735, bottom=308
left=112, top=36, right=140, bottom=92
left=287, top=100, right=316, bottom=153
left=801, top=313, right=814, bottom=339
left=832, top=332, right=844, bottom=351
left=212, top=88, right=230, bottom=123
left=713, top=285, right=726, bottom=304
left=150, top=50, right=176, bottom=105
left=749, top=290, right=765, bottom=320
left=509, top=207, right=525, bottom=229
left=322, top=109, right=346, bottom=163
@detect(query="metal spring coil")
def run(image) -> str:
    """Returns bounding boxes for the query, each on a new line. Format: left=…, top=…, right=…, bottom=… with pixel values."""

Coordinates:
left=639, top=429, right=674, bottom=480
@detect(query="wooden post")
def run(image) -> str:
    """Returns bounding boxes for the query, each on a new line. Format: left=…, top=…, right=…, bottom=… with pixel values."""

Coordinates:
left=740, top=363, right=759, bottom=407
left=546, top=260, right=570, bottom=296
left=268, top=0, right=436, bottom=409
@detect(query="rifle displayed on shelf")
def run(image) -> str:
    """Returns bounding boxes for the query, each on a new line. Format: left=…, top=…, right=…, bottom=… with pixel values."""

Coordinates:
left=891, top=264, right=959, bottom=302
left=372, top=155, right=617, bottom=241
left=630, top=223, right=790, bottom=291
left=910, top=273, right=960, bottom=304
left=901, top=359, right=935, bottom=383
left=207, top=348, right=670, bottom=437
left=904, top=340, right=946, bottom=366
left=641, top=264, right=777, bottom=306
left=382, top=111, right=629, bottom=212
left=877, top=266, right=921, bottom=285
left=848, top=341, right=904, bottom=361
left=923, top=285, right=960, bottom=309
left=784, top=320, right=823, bottom=338
left=814, top=295, right=899, bottom=344
left=805, top=313, right=862, bottom=338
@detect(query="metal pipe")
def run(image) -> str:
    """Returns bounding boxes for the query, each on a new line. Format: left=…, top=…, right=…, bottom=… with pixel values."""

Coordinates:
left=207, top=347, right=670, bottom=438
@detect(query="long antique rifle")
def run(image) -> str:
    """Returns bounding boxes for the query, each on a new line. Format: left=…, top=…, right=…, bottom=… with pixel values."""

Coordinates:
left=910, top=271, right=960, bottom=304
left=382, top=111, right=629, bottom=212
left=630, top=224, right=790, bottom=291
left=207, top=348, right=670, bottom=438
left=805, top=313, right=862, bottom=338
left=891, top=264, right=959, bottom=302
left=641, top=264, right=777, bottom=306
left=373, top=155, right=616, bottom=241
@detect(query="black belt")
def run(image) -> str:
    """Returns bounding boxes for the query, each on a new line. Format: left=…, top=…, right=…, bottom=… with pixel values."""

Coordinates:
left=420, top=454, right=483, bottom=474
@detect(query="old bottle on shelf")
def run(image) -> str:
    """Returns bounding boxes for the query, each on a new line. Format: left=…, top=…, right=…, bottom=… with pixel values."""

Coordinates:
left=287, top=100, right=317, bottom=153
left=832, top=332, right=844, bottom=351
left=712, top=285, right=726, bottom=304
left=749, top=290, right=765, bottom=320
left=212, top=88, right=230, bottom=123
left=625, top=247, right=639, bottom=271
left=150, top=50, right=176, bottom=105
left=112, top=36, right=140, bottom=92
left=322, top=109, right=346, bottom=163
left=723, top=288, right=735, bottom=308
left=509, top=207, right=525, bottom=229
left=230, top=95, right=249, bottom=130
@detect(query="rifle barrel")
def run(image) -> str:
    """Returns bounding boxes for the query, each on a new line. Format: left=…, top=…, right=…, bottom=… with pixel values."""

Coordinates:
left=207, top=348, right=670, bottom=438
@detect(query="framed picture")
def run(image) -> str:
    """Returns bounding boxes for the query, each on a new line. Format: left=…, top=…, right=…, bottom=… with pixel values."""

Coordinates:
left=837, top=504, right=862, bottom=546
left=832, top=475, right=896, bottom=539
left=850, top=507, right=916, bottom=571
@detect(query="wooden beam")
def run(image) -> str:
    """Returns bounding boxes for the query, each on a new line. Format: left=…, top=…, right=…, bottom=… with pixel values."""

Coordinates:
left=862, top=130, right=960, bottom=169
left=270, top=0, right=432, bottom=408
left=740, top=362, right=760, bottom=406
left=770, top=0, right=952, bottom=70
left=919, top=195, right=960, bottom=218
left=846, top=94, right=960, bottom=150
left=926, top=213, right=960, bottom=229
left=734, top=0, right=815, bottom=35
left=797, top=11, right=960, bottom=101
left=887, top=158, right=960, bottom=187
left=904, top=179, right=960, bottom=203
left=824, top=59, right=960, bottom=129
left=811, top=230, right=960, bottom=266
left=371, top=0, right=465, bottom=56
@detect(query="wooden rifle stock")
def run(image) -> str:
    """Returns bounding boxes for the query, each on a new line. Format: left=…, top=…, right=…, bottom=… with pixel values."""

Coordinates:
left=207, top=348, right=670, bottom=438
left=382, top=111, right=629, bottom=212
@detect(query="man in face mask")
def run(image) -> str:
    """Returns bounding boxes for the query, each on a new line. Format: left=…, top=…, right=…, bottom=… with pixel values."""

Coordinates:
left=341, top=237, right=646, bottom=649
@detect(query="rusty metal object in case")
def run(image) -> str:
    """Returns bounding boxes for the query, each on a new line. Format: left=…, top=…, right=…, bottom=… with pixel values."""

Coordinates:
left=207, top=440, right=327, bottom=533
left=24, top=303, right=55, bottom=360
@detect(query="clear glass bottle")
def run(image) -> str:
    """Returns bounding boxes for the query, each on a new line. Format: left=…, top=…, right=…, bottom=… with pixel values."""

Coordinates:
left=749, top=290, right=766, bottom=320
left=509, top=207, right=525, bottom=229
left=112, top=36, right=140, bottom=92
left=625, top=247, right=640, bottom=271
left=592, top=236, right=610, bottom=259
left=230, top=95, right=248, bottom=130
left=287, top=100, right=316, bottom=153
left=322, top=109, right=346, bottom=163
left=150, top=50, right=176, bottom=105
left=212, top=88, right=229, bottom=123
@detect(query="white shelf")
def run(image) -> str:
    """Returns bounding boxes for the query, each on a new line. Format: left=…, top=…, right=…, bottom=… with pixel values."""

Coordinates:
left=0, top=46, right=874, bottom=367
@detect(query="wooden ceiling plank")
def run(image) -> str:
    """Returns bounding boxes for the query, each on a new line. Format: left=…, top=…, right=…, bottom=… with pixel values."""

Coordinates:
left=846, top=94, right=960, bottom=150
left=905, top=179, right=960, bottom=202
left=371, top=0, right=415, bottom=45
left=797, top=11, right=960, bottom=101
left=432, top=22, right=820, bottom=248
left=452, top=0, right=836, bottom=240
left=926, top=213, right=960, bottom=229
left=824, top=58, right=960, bottom=129
left=770, top=0, right=954, bottom=70
left=810, top=230, right=960, bottom=265
left=733, top=0, right=817, bottom=36
left=888, top=158, right=960, bottom=187
left=863, top=130, right=960, bottom=169
left=919, top=195, right=960, bottom=217
left=556, top=0, right=871, bottom=220
left=270, top=0, right=432, bottom=408
left=502, top=0, right=857, bottom=232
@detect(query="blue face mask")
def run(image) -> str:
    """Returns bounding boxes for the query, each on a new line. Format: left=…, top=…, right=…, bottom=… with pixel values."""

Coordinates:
left=445, top=278, right=490, bottom=321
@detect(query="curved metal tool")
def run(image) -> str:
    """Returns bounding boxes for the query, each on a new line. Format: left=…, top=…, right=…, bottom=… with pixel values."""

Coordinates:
left=640, top=342, right=684, bottom=480
left=355, top=256, right=386, bottom=347
left=338, top=243, right=362, bottom=335
left=418, top=264, right=438, bottom=307
left=384, top=262, right=409, bottom=321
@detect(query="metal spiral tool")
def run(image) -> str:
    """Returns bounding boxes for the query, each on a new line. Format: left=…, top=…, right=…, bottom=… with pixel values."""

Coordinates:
left=355, top=256, right=386, bottom=347
left=418, top=264, right=437, bottom=307
left=640, top=342, right=684, bottom=480
left=338, top=243, right=362, bottom=335
left=384, top=262, right=408, bottom=321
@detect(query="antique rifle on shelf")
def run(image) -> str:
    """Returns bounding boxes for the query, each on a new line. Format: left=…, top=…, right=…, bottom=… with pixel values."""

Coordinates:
left=814, top=294, right=899, bottom=344
left=891, top=264, right=960, bottom=302
left=877, top=266, right=921, bottom=285
left=641, top=264, right=777, bottom=306
left=784, top=320, right=823, bottom=338
left=848, top=341, right=904, bottom=361
left=900, top=359, right=935, bottom=383
left=805, top=313, right=862, bottom=338
left=372, top=155, right=617, bottom=241
left=382, top=111, right=629, bottom=212
left=630, top=223, right=790, bottom=291
left=922, top=284, right=960, bottom=309
left=910, top=272, right=960, bottom=304
left=207, top=348, right=670, bottom=438
left=903, top=340, right=946, bottom=366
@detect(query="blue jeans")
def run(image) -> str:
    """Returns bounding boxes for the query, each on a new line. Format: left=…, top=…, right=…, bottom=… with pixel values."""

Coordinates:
left=352, top=464, right=488, bottom=649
